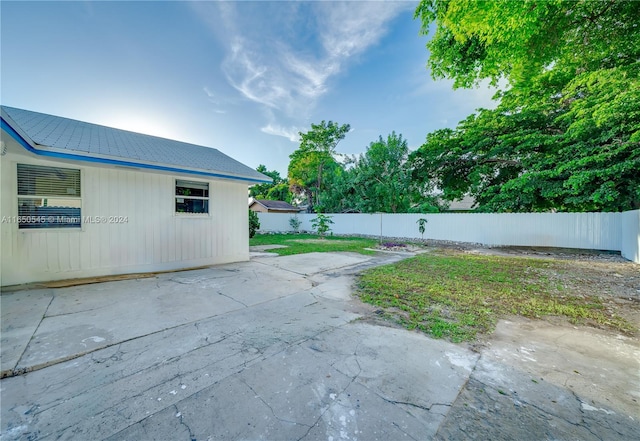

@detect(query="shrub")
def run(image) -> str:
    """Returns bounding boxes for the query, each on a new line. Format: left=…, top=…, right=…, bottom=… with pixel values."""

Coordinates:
left=289, top=215, right=302, bottom=233
left=310, top=213, right=334, bottom=237
left=249, top=210, right=260, bottom=238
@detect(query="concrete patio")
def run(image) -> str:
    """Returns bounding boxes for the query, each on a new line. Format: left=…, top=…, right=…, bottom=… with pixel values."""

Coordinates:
left=1, top=251, right=638, bottom=440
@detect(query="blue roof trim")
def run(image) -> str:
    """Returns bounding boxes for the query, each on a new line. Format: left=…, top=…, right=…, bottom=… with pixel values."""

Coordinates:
left=1, top=117, right=270, bottom=184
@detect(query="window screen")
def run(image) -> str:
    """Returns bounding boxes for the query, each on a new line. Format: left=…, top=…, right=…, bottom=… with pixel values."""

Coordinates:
left=17, top=164, right=82, bottom=229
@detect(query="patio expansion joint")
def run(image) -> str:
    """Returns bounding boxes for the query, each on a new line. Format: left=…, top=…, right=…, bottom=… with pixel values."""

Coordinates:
left=216, top=290, right=248, bottom=308
left=44, top=304, right=108, bottom=318
left=6, top=311, right=242, bottom=378
left=9, top=293, right=55, bottom=377
left=251, top=259, right=308, bottom=276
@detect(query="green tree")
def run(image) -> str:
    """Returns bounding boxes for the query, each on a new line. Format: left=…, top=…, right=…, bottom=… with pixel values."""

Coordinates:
left=415, top=0, right=640, bottom=89
left=248, top=209, right=260, bottom=239
left=314, top=133, right=440, bottom=214
left=250, top=165, right=292, bottom=202
left=411, top=0, right=640, bottom=212
left=317, top=164, right=356, bottom=213
left=310, top=212, right=334, bottom=237
left=350, top=132, right=412, bottom=213
left=288, top=121, right=351, bottom=211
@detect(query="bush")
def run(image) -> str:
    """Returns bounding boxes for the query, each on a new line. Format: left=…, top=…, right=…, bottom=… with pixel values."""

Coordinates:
left=289, top=215, right=302, bottom=232
left=249, top=210, right=260, bottom=238
left=310, top=213, right=334, bottom=237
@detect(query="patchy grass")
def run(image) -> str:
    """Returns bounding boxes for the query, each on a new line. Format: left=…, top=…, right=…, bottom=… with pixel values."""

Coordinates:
left=357, top=250, right=634, bottom=343
left=250, top=233, right=379, bottom=256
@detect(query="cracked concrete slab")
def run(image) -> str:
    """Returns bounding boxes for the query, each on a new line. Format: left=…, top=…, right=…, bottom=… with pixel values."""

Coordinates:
left=436, top=357, right=639, bottom=441
left=1, top=260, right=312, bottom=377
left=102, top=321, right=478, bottom=441
left=252, top=251, right=371, bottom=276
left=483, top=318, right=640, bottom=418
left=0, top=289, right=55, bottom=376
left=434, top=317, right=640, bottom=441
left=2, top=251, right=638, bottom=440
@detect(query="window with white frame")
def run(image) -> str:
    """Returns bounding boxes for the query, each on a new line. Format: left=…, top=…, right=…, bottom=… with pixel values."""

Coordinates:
left=17, top=164, right=82, bottom=229
left=175, top=179, right=209, bottom=214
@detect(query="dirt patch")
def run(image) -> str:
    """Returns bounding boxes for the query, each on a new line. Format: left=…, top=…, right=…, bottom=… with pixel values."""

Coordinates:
left=421, top=245, right=639, bottom=336
left=289, top=239, right=333, bottom=244
left=376, top=242, right=427, bottom=253
left=467, top=247, right=640, bottom=336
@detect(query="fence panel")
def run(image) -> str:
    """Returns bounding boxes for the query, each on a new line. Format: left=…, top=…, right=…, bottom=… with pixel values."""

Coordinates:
left=621, top=209, right=640, bottom=263
left=256, top=211, right=637, bottom=262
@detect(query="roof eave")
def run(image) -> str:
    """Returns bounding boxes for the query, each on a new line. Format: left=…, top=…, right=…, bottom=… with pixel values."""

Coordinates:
left=1, top=117, right=272, bottom=184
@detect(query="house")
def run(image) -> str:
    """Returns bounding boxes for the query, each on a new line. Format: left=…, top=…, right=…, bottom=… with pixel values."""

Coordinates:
left=0, top=106, right=270, bottom=286
left=447, top=195, right=476, bottom=212
left=249, top=199, right=301, bottom=213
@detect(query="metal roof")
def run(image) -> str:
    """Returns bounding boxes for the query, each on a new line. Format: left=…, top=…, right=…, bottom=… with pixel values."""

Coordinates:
left=1, top=106, right=271, bottom=183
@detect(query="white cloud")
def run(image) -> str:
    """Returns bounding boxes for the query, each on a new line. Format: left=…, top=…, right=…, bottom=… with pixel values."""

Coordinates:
left=202, top=86, right=227, bottom=114
left=203, top=86, right=216, bottom=100
left=317, top=2, right=410, bottom=60
left=261, top=123, right=301, bottom=142
left=197, top=2, right=410, bottom=119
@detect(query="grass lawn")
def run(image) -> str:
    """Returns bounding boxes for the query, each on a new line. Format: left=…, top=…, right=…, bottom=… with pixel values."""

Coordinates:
left=250, top=233, right=379, bottom=256
left=357, top=250, right=634, bottom=343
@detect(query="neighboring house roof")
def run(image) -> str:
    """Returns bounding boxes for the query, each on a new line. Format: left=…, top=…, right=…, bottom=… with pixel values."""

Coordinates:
left=447, top=195, right=476, bottom=211
left=0, top=106, right=271, bottom=183
left=250, top=199, right=301, bottom=212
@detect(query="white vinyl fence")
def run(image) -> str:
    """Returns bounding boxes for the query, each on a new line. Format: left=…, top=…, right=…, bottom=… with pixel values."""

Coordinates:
left=257, top=210, right=640, bottom=263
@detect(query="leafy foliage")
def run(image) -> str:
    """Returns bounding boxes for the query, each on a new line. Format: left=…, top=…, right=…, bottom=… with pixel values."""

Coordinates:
left=348, top=132, right=413, bottom=213
left=318, top=132, right=440, bottom=214
left=288, top=121, right=351, bottom=211
left=288, top=215, right=302, bottom=233
left=415, top=0, right=640, bottom=89
left=250, top=165, right=292, bottom=202
left=248, top=209, right=260, bottom=239
left=310, top=213, right=334, bottom=237
left=417, top=218, right=428, bottom=238
left=411, top=0, right=640, bottom=212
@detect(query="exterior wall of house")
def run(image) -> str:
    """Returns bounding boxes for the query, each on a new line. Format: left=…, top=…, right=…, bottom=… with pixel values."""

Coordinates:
left=0, top=151, right=249, bottom=286
left=249, top=204, right=268, bottom=213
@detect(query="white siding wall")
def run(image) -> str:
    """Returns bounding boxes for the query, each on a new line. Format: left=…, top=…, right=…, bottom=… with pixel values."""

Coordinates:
left=258, top=211, right=639, bottom=263
left=1, top=153, right=249, bottom=286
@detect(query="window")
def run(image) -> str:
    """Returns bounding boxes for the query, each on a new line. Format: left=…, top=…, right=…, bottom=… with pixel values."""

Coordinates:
left=17, top=164, right=82, bottom=229
left=175, top=179, right=209, bottom=214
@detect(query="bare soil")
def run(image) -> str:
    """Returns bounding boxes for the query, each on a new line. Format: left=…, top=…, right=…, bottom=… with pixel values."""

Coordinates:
left=471, top=246, right=640, bottom=337
left=375, top=242, right=640, bottom=337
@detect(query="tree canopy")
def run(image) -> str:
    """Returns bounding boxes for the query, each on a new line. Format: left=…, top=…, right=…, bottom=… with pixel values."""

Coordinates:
left=280, top=123, right=441, bottom=214
left=288, top=120, right=350, bottom=211
left=416, top=0, right=640, bottom=89
left=348, top=132, right=414, bottom=213
left=411, top=0, right=640, bottom=212
left=250, top=165, right=292, bottom=202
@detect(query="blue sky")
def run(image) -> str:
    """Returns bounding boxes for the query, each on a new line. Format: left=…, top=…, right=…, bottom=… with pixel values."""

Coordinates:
left=1, top=1, right=497, bottom=176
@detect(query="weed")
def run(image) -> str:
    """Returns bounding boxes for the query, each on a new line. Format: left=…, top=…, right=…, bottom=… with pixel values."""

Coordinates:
left=357, top=250, right=635, bottom=343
